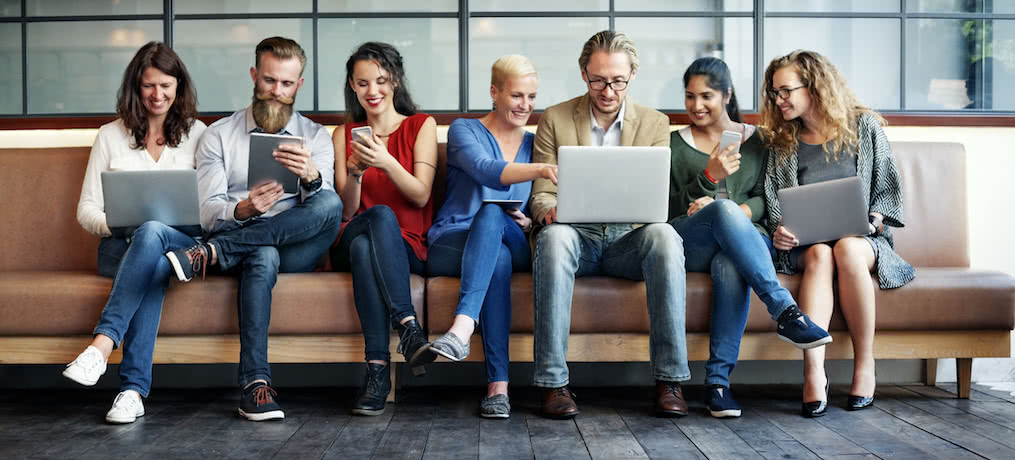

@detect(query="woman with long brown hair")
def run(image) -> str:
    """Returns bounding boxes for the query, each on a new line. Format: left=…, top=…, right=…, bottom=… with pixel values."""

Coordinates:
left=64, top=41, right=204, bottom=424
left=760, top=50, right=914, bottom=417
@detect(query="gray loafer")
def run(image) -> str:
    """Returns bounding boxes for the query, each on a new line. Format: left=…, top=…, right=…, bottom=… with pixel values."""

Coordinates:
left=480, top=394, right=510, bottom=419
left=430, top=332, right=469, bottom=361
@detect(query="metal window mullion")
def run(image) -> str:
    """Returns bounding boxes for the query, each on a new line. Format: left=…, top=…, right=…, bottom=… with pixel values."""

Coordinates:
left=20, top=0, right=26, bottom=115
left=755, top=0, right=764, bottom=114
left=312, top=0, right=318, bottom=112
left=459, top=0, right=468, bottom=112
left=609, top=0, right=615, bottom=31
left=900, top=0, right=906, bottom=110
left=164, top=0, right=172, bottom=47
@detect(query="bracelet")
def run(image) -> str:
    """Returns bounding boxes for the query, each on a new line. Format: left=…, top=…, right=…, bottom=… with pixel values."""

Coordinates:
left=704, top=169, right=719, bottom=184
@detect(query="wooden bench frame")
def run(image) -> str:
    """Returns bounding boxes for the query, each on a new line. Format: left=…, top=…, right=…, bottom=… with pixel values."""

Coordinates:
left=2, top=330, right=1008, bottom=400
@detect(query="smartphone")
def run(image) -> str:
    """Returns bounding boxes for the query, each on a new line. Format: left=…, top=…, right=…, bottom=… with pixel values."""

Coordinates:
left=350, top=126, right=373, bottom=145
left=718, top=130, right=742, bottom=157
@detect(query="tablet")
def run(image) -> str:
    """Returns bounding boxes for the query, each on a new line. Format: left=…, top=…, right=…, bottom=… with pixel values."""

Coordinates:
left=482, top=199, right=524, bottom=211
left=248, top=132, right=302, bottom=194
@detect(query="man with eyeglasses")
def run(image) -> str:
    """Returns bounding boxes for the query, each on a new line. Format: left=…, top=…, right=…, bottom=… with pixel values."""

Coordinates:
left=528, top=30, right=689, bottom=419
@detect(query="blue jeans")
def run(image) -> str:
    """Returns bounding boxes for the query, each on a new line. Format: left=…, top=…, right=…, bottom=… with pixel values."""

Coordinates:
left=532, top=223, right=688, bottom=387
left=670, top=199, right=796, bottom=387
left=330, top=205, right=425, bottom=363
left=427, top=203, right=531, bottom=383
left=209, top=190, right=342, bottom=387
left=94, top=221, right=198, bottom=397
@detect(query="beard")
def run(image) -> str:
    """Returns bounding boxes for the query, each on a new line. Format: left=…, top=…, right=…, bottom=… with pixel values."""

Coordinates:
left=251, top=89, right=295, bottom=134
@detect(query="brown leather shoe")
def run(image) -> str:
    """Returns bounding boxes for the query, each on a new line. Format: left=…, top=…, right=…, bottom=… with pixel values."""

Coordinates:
left=542, top=387, right=579, bottom=418
left=655, top=381, right=689, bottom=417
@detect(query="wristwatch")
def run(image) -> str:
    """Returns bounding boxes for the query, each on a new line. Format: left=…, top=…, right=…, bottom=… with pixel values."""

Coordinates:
left=301, top=171, right=323, bottom=191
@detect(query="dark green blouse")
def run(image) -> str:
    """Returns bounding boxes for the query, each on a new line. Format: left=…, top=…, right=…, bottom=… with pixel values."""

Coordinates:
left=668, top=127, right=769, bottom=236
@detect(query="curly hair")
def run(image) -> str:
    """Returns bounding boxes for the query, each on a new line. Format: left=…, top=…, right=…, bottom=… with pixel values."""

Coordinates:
left=343, top=42, right=419, bottom=124
left=759, top=50, right=884, bottom=164
left=116, top=42, right=198, bottom=149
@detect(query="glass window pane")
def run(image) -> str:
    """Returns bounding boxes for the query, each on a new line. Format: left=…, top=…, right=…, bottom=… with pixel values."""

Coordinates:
left=319, top=0, right=456, bottom=12
left=765, top=18, right=901, bottom=110
left=0, top=0, right=20, bottom=16
left=26, top=0, right=161, bottom=16
left=468, top=17, right=609, bottom=111
left=0, top=24, right=20, bottom=114
left=175, top=0, right=312, bottom=14
left=615, top=0, right=752, bottom=12
left=174, top=19, right=314, bottom=113
left=907, top=0, right=981, bottom=13
left=766, top=0, right=900, bottom=13
left=907, top=19, right=1015, bottom=110
left=318, top=18, right=458, bottom=111
left=469, top=0, right=608, bottom=12
left=616, top=17, right=754, bottom=111
left=27, top=21, right=163, bottom=114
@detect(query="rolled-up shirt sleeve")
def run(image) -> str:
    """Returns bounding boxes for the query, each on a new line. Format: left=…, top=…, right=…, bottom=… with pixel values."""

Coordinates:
left=196, top=126, right=243, bottom=232
left=299, top=124, right=336, bottom=202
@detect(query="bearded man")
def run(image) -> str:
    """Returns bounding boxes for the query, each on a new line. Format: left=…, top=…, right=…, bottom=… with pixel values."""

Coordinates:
left=165, top=36, right=341, bottom=421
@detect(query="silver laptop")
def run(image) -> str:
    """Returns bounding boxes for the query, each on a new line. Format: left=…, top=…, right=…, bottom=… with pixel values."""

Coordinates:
left=555, top=146, right=670, bottom=223
left=101, top=170, right=202, bottom=237
left=778, top=175, right=869, bottom=246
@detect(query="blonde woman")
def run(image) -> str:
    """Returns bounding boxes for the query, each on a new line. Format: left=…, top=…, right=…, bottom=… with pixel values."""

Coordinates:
left=427, top=55, right=556, bottom=418
left=760, top=50, right=914, bottom=417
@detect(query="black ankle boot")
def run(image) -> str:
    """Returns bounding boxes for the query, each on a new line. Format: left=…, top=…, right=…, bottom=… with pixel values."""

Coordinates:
left=395, top=318, right=435, bottom=375
left=352, top=362, right=391, bottom=416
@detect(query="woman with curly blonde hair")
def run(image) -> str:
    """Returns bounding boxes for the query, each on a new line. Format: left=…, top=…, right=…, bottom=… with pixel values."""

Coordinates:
left=760, top=50, right=914, bottom=417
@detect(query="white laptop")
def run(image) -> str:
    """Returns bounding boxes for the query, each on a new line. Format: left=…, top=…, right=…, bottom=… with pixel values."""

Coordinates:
left=555, top=146, right=670, bottom=223
left=101, top=170, right=202, bottom=237
left=777, top=175, right=870, bottom=246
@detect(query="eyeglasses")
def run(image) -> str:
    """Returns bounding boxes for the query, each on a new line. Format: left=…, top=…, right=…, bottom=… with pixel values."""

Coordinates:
left=585, top=67, right=630, bottom=92
left=768, top=85, right=807, bottom=101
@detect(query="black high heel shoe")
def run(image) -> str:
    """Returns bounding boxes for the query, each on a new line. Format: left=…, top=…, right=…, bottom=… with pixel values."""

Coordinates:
left=847, top=394, right=874, bottom=410
left=801, top=379, right=829, bottom=418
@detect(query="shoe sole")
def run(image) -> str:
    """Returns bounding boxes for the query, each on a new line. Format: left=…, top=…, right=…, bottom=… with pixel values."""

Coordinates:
left=656, top=409, right=689, bottom=417
left=543, top=410, right=579, bottom=419
left=778, top=333, right=833, bottom=350
left=480, top=412, right=510, bottom=419
left=62, top=367, right=101, bottom=386
left=430, top=345, right=466, bottom=363
left=708, top=408, right=742, bottom=418
left=106, top=411, right=143, bottom=424
left=166, top=251, right=191, bottom=282
left=408, top=344, right=438, bottom=375
left=237, top=408, right=285, bottom=421
left=351, top=407, right=386, bottom=416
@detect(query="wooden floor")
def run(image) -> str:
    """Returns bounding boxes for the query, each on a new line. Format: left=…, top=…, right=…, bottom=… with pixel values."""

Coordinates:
left=2, top=383, right=1015, bottom=459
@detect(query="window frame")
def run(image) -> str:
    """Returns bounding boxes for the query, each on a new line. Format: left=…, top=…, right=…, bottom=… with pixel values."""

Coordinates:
left=1, top=0, right=1013, bottom=127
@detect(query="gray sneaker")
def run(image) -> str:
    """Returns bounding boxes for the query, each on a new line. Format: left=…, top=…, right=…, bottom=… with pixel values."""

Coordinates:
left=480, top=394, right=510, bottom=419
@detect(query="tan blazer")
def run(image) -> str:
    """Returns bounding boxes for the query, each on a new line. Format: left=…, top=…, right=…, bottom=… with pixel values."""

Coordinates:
left=529, top=93, right=670, bottom=223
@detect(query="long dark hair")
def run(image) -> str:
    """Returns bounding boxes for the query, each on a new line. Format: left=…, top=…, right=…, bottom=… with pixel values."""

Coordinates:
left=116, top=42, right=198, bottom=149
left=343, top=42, right=418, bottom=123
left=683, top=57, right=741, bottom=123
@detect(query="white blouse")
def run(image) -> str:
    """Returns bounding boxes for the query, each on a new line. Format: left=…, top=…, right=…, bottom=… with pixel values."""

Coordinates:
left=76, top=118, right=207, bottom=237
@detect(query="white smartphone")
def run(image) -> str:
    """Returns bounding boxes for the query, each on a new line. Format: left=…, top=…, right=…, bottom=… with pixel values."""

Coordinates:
left=350, top=126, right=373, bottom=145
left=718, top=130, right=742, bottom=157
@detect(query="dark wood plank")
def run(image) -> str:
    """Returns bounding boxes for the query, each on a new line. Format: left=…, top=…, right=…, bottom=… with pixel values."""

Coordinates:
left=725, top=408, right=821, bottom=460
left=743, top=387, right=870, bottom=458
left=971, top=383, right=1015, bottom=404
left=479, top=412, right=534, bottom=460
left=321, top=404, right=395, bottom=460
left=872, top=387, right=1015, bottom=459
left=422, top=398, right=479, bottom=460
left=617, top=408, right=706, bottom=460
left=573, top=406, right=648, bottom=460
left=271, top=413, right=349, bottom=459
left=366, top=403, right=435, bottom=460
left=525, top=415, right=591, bottom=460
left=901, top=385, right=1015, bottom=431
left=673, top=412, right=764, bottom=460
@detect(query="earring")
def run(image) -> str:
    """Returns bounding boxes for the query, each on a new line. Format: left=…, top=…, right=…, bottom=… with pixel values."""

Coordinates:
left=492, top=100, right=497, bottom=111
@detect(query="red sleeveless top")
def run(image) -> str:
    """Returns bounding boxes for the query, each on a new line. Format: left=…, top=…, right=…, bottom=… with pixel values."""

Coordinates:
left=344, top=113, right=434, bottom=261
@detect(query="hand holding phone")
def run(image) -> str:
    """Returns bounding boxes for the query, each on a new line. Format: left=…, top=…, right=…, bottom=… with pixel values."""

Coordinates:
left=350, top=126, right=373, bottom=145
left=706, top=130, right=743, bottom=181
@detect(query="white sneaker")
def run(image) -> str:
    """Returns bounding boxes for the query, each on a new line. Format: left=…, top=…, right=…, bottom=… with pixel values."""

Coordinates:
left=62, top=346, right=107, bottom=386
left=106, top=390, right=144, bottom=424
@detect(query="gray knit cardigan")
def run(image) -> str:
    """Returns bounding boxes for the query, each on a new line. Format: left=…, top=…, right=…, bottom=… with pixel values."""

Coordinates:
left=762, top=112, right=916, bottom=289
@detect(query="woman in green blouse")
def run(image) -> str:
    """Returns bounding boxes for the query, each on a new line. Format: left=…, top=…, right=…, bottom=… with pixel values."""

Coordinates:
left=668, top=57, right=829, bottom=419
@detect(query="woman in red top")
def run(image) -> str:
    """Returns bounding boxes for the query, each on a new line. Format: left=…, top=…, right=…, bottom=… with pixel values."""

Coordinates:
left=330, top=42, right=438, bottom=416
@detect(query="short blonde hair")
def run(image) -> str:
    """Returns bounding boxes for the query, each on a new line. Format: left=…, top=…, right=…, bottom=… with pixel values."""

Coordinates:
left=491, top=55, right=538, bottom=89
left=578, top=30, right=638, bottom=73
